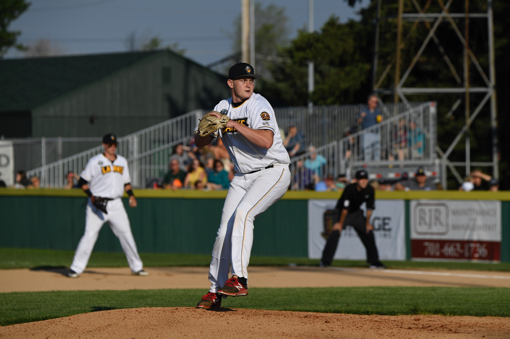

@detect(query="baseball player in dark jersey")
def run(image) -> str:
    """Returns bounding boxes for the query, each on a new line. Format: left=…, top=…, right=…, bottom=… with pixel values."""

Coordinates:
left=320, top=169, right=385, bottom=269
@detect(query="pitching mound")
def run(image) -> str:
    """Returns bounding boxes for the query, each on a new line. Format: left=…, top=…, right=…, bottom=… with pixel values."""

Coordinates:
left=2, top=307, right=510, bottom=338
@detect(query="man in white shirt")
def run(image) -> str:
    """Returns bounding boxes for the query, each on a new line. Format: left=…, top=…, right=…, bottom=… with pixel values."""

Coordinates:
left=68, top=133, right=147, bottom=278
left=195, top=63, right=291, bottom=309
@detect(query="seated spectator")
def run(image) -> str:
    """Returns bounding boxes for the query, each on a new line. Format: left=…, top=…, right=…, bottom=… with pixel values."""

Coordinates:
left=408, top=120, right=425, bottom=159
left=292, top=159, right=316, bottom=190
left=394, top=166, right=437, bottom=191
left=394, top=119, right=408, bottom=161
left=209, top=138, right=230, bottom=161
left=471, top=169, right=492, bottom=190
left=169, top=143, right=195, bottom=172
left=164, top=159, right=187, bottom=190
left=64, top=171, right=80, bottom=189
left=335, top=173, right=349, bottom=190
left=207, top=160, right=230, bottom=190
left=370, top=180, right=380, bottom=191
left=324, top=175, right=338, bottom=191
left=30, top=176, right=41, bottom=189
left=14, top=170, right=33, bottom=189
left=204, top=158, right=215, bottom=176
left=283, top=126, right=305, bottom=157
left=195, top=181, right=205, bottom=191
left=488, top=179, right=499, bottom=192
left=184, top=159, right=207, bottom=189
left=378, top=177, right=391, bottom=191
left=343, top=126, right=357, bottom=161
left=304, top=146, right=327, bottom=178
left=459, top=175, right=475, bottom=192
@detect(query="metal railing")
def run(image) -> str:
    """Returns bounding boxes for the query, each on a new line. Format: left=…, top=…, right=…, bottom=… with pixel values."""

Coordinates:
left=26, top=110, right=203, bottom=188
left=276, top=102, right=423, bottom=149
left=289, top=102, right=436, bottom=190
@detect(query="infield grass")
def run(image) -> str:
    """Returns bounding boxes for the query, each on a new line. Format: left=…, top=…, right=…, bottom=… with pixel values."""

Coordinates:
left=1, top=287, right=509, bottom=326
left=1, top=247, right=510, bottom=271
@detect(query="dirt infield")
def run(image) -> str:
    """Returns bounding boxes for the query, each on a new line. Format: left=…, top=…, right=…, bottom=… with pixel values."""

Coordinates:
left=1, top=266, right=510, bottom=338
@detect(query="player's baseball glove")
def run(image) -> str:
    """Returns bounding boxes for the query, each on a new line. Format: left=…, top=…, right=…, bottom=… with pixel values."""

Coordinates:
left=91, top=196, right=112, bottom=214
left=198, top=111, right=230, bottom=137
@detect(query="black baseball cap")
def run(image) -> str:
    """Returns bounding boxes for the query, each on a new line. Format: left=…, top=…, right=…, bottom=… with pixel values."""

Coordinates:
left=355, top=170, right=368, bottom=180
left=415, top=166, right=426, bottom=176
left=488, top=178, right=499, bottom=187
left=228, top=63, right=260, bottom=79
left=378, top=177, right=388, bottom=185
left=102, top=133, right=117, bottom=144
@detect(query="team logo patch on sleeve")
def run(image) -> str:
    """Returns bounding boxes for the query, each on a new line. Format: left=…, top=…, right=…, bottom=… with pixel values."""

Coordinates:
left=220, top=109, right=228, bottom=115
left=260, top=112, right=270, bottom=121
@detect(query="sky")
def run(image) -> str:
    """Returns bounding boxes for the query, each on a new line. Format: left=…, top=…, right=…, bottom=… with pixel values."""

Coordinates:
left=6, top=0, right=368, bottom=67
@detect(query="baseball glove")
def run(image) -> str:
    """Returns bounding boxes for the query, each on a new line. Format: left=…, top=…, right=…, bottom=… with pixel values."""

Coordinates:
left=198, top=111, right=230, bottom=137
left=91, top=196, right=112, bottom=214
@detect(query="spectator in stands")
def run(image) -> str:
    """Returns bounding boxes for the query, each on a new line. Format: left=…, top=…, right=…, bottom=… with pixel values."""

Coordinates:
left=471, top=169, right=492, bottom=191
left=378, top=177, right=392, bottom=191
left=292, top=159, right=316, bottom=190
left=164, top=159, right=187, bottom=190
left=408, top=120, right=425, bottom=159
left=459, top=175, right=475, bottom=192
left=184, top=159, right=207, bottom=189
left=304, top=146, right=327, bottom=179
left=195, top=181, right=205, bottom=191
left=394, top=166, right=437, bottom=191
left=335, top=173, right=349, bottom=190
left=0, top=172, right=6, bottom=188
left=394, top=119, right=408, bottom=161
left=207, top=160, right=230, bottom=190
left=488, top=179, right=499, bottom=192
left=64, top=171, right=80, bottom=189
left=30, top=176, right=41, bottom=189
left=169, top=143, right=195, bottom=172
left=357, top=94, right=383, bottom=161
left=14, top=170, right=33, bottom=189
left=343, top=126, right=357, bottom=161
left=209, top=138, right=230, bottom=161
left=283, top=126, right=305, bottom=158
left=370, top=180, right=380, bottom=191
left=204, top=158, right=215, bottom=176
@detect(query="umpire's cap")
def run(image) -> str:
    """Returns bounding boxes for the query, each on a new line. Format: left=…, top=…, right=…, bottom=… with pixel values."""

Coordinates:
left=355, top=169, right=369, bottom=180
left=102, top=133, right=117, bottom=144
left=228, top=63, right=260, bottom=79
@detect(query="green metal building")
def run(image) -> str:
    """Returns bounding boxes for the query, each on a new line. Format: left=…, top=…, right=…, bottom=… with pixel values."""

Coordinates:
left=0, top=50, right=230, bottom=138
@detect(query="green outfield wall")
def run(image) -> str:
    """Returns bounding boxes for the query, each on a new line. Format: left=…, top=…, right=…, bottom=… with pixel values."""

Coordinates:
left=0, top=189, right=509, bottom=261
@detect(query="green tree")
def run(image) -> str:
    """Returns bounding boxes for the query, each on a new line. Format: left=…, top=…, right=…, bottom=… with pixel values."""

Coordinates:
left=0, top=0, right=31, bottom=56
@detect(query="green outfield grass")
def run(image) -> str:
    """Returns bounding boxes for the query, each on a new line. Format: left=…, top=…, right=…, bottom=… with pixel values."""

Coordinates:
left=1, top=247, right=510, bottom=271
left=1, top=287, right=509, bottom=326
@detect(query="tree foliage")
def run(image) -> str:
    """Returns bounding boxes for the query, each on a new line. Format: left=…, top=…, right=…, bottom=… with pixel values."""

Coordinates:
left=0, top=0, right=30, bottom=56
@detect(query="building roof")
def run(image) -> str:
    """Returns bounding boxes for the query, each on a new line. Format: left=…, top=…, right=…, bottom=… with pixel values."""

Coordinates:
left=0, top=51, right=167, bottom=112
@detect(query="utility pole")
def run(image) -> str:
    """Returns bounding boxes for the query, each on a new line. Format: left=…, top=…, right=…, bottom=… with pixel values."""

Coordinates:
left=308, top=0, right=314, bottom=109
left=242, top=0, right=250, bottom=63
left=465, top=0, right=470, bottom=175
left=249, top=0, right=255, bottom=68
left=394, top=0, right=403, bottom=103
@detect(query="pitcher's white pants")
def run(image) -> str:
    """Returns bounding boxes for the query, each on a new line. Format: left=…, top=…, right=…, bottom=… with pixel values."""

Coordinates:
left=70, top=198, right=143, bottom=274
left=208, top=164, right=291, bottom=293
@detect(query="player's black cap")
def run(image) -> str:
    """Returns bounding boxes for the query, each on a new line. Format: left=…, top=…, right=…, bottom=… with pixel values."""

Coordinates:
left=378, top=177, right=388, bottom=185
left=355, top=169, right=368, bottom=180
left=228, top=63, right=260, bottom=79
left=102, top=133, right=117, bottom=144
left=415, top=166, right=426, bottom=176
left=488, top=178, right=499, bottom=187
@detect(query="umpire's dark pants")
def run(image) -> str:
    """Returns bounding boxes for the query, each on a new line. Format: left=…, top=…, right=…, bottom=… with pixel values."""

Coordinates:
left=321, top=210, right=380, bottom=266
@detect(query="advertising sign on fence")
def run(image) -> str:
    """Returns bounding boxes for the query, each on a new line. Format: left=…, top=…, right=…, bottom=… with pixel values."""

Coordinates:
left=0, top=141, right=14, bottom=186
left=410, top=200, right=501, bottom=261
left=308, top=199, right=406, bottom=260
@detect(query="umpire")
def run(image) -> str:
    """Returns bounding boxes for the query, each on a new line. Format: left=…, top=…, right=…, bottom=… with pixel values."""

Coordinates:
left=320, top=169, right=385, bottom=269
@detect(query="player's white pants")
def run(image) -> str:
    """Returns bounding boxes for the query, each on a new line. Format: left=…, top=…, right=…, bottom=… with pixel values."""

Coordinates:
left=70, top=198, right=143, bottom=274
left=208, top=164, right=291, bottom=292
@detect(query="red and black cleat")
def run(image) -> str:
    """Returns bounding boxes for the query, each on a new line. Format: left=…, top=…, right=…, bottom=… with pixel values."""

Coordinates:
left=218, top=276, right=248, bottom=297
left=196, top=292, right=222, bottom=310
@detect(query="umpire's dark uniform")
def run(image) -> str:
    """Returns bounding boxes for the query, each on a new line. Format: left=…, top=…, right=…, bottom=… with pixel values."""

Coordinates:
left=320, top=174, right=383, bottom=268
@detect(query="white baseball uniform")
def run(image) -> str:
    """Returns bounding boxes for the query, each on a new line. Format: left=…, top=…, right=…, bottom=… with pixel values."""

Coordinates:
left=207, top=93, right=291, bottom=293
left=70, top=153, right=144, bottom=274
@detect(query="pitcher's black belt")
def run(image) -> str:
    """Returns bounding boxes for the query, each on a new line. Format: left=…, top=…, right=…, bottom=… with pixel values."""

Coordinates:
left=241, top=164, right=274, bottom=175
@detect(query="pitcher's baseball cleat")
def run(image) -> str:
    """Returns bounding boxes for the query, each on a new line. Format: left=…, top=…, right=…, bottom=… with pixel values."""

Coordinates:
left=132, top=269, right=149, bottom=276
left=67, top=269, right=79, bottom=278
left=196, top=292, right=222, bottom=310
left=218, top=276, right=248, bottom=297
